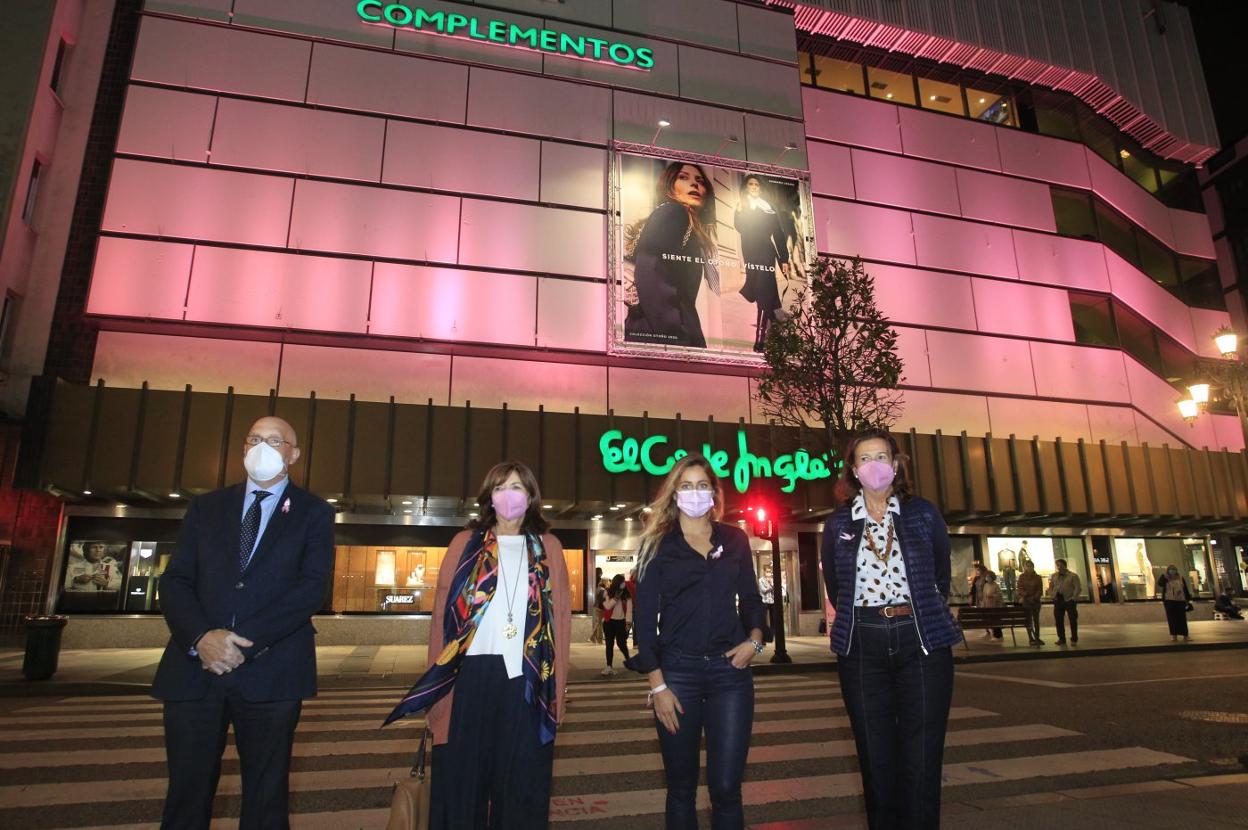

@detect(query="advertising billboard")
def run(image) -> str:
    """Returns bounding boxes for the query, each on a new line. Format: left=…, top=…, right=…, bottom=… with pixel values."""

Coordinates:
left=610, top=144, right=814, bottom=364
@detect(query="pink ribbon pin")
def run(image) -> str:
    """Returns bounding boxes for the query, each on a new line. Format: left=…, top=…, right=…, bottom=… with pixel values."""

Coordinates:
left=281, top=497, right=291, bottom=513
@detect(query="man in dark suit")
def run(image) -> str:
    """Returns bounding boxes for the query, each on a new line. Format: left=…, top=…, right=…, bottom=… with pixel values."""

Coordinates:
left=152, top=416, right=334, bottom=830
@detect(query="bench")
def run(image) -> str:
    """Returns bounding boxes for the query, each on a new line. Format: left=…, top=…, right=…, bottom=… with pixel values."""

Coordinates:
left=955, top=606, right=1033, bottom=648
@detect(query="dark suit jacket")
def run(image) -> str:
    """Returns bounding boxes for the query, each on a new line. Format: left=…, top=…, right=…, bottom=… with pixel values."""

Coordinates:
left=151, top=481, right=335, bottom=702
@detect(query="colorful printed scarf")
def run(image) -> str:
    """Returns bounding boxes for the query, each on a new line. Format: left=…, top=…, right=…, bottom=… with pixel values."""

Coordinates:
left=383, top=530, right=559, bottom=744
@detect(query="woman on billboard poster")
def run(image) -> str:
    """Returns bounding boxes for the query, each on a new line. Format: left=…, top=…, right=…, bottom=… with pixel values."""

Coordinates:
left=624, top=162, right=719, bottom=348
left=734, top=174, right=790, bottom=352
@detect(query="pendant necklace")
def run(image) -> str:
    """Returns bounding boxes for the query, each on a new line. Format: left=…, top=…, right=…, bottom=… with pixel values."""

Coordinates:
left=497, top=541, right=523, bottom=640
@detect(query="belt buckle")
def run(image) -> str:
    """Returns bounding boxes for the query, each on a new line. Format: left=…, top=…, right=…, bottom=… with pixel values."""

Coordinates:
left=882, top=606, right=896, bottom=618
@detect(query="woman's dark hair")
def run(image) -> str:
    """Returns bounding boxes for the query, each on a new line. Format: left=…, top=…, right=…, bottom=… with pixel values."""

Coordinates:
left=607, top=573, right=630, bottom=600
left=738, top=174, right=764, bottom=203
left=467, top=460, right=550, bottom=535
left=656, top=162, right=717, bottom=254
left=835, top=428, right=914, bottom=504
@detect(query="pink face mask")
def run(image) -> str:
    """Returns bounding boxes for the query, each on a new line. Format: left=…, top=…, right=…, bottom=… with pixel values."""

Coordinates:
left=491, top=489, right=529, bottom=521
left=856, top=460, right=896, bottom=491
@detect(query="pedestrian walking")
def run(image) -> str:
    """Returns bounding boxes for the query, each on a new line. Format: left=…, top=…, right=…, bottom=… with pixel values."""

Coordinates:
left=632, top=454, right=770, bottom=830
left=1156, top=564, right=1194, bottom=641
left=821, top=428, right=960, bottom=830
left=979, top=570, right=1004, bottom=639
left=589, top=571, right=606, bottom=644
left=152, top=417, right=334, bottom=830
left=1047, top=559, right=1082, bottom=645
left=602, top=574, right=633, bottom=676
left=1016, top=559, right=1044, bottom=645
left=384, top=461, right=571, bottom=830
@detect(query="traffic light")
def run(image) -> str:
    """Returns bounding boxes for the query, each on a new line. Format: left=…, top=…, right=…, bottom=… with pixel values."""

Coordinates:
left=748, top=505, right=778, bottom=542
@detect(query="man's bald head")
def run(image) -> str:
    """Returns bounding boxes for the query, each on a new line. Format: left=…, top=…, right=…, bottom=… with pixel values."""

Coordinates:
left=243, top=417, right=301, bottom=483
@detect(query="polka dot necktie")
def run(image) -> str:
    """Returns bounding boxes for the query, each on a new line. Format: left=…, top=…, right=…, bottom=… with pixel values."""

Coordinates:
left=239, top=491, right=271, bottom=573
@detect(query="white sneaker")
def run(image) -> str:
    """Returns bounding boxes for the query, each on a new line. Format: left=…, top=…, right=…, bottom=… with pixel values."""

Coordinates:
left=601, top=667, right=615, bottom=676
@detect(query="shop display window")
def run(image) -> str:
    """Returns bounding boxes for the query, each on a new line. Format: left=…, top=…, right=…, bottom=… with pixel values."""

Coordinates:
left=985, top=536, right=1091, bottom=602
left=124, top=541, right=173, bottom=612
left=1113, top=538, right=1214, bottom=599
left=948, top=535, right=978, bottom=605
left=59, top=541, right=129, bottom=613
left=331, top=545, right=585, bottom=613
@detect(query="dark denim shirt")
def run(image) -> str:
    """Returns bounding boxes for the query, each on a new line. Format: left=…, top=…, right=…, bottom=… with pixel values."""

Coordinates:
left=632, top=522, right=771, bottom=673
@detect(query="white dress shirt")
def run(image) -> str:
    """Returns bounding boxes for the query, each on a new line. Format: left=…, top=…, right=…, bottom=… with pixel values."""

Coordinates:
left=466, top=535, right=527, bottom=678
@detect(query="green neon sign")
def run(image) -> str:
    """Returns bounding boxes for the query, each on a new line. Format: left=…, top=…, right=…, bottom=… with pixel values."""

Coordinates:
left=599, top=429, right=835, bottom=494
left=356, top=2, right=655, bottom=70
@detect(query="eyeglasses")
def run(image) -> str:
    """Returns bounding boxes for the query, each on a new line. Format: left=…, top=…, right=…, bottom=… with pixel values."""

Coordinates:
left=677, top=481, right=714, bottom=491
left=245, top=435, right=292, bottom=449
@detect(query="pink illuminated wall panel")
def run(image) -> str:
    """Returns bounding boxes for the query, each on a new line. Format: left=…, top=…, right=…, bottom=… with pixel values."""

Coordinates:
left=912, top=214, right=1017, bottom=279
left=955, top=168, right=1056, bottom=232
left=450, top=357, right=608, bottom=414
left=612, top=92, right=746, bottom=159
left=382, top=122, right=540, bottom=201
left=394, top=6, right=544, bottom=73
left=86, top=238, right=192, bottom=321
left=1189, top=307, right=1232, bottom=358
left=368, top=264, right=537, bottom=347
left=802, top=87, right=901, bottom=153
left=1028, top=342, right=1130, bottom=403
left=1013, top=230, right=1111, bottom=292
left=92, top=331, right=280, bottom=395
left=306, top=44, right=468, bottom=123
left=744, top=113, right=809, bottom=169
left=277, top=345, right=451, bottom=405
left=893, top=327, right=931, bottom=387
left=1168, top=208, right=1217, bottom=259
left=971, top=280, right=1074, bottom=341
left=1087, top=404, right=1140, bottom=445
left=131, top=17, right=310, bottom=100
left=987, top=397, right=1092, bottom=442
left=1211, top=414, right=1247, bottom=452
left=536, top=279, right=607, bottom=352
left=458, top=200, right=605, bottom=278
left=869, top=264, right=976, bottom=331
left=850, top=149, right=959, bottom=216
left=1123, top=357, right=1218, bottom=448
left=540, top=143, right=607, bottom=210
left=1133, top=412, right=1182, bottom=448
left=806, top=141, right=854, bottom=199
left=1085, top=149, right=1175, bottom=248
left=186, top=247, right=372, bottom=333
left=287, top=180, right=460, bottom=263
left=898, top=106, right=1000, bottom=171
left=1103, top=250, right=1197, bottom=351
left=102, top=160, right=294, bottom=247
left=895, top=389, right=991, bottom=436
left=609, top=367, right=751, bottom=422
left=116, top=87, right=215, bottom=162
left=469, top=68, right=611, bottom=145
left=996, top=128, right=1090, bottom=190
left=232, top=0, right=395, bottom=48
left=210, top=99, right=385, bottom=182
left=925, top=330, right=1036, bottom=396
left=813, top=198, right=914, bottom=265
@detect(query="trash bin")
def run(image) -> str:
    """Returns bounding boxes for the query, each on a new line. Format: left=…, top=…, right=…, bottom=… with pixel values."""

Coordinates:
left=23, top=615, right=67, bottom=681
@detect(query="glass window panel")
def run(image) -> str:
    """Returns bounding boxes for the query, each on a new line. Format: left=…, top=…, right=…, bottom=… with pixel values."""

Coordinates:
left=967, top=87, right=1016, bottom=126
left=1114, top=537, right=1158, bottom=600
left=1120, top=150, right=1159, bottom=192
left=867, top=66, right=916, bottom=105
left=812, top=55, right=865, bottom=94
left=1135, top=231, right=1178, bottom=287
left=1055, top=538, right=1093, bottom=601
left=1179, top=256, right=1226, bottom=310
left=1069, top=292, right=1117, bottom=346
left=1077, top=108, right=1121, bottom=166
left=1051, top=187, right=1098, bottom=240
left=1115, top=304, right=1162, bottom=374
left=1094, top=201, right=1139, bottom=265
left=1156, top=334, right=1195, bottom=385
left=1033, top=91, right=1079, bottom=140
left=918, top=77, right=965, bottom=115
left=950, top=535, right=978, bottom=605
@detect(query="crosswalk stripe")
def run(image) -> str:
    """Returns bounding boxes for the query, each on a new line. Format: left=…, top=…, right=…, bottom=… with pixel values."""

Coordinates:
left=546, top=747, right=1195, bottom=822
left=569, top=681, right=840, bottom=708
left=562, top=696, right=845, bottom=724
left=0, top=706, right=404, bottom=727
left=0, top=718, right=418, bottom=742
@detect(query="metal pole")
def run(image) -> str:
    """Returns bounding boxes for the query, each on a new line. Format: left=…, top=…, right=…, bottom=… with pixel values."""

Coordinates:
left=769, top=537, right=792, bottom=664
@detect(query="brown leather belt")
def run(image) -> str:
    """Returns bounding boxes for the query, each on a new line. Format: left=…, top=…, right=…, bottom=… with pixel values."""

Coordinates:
left=878, top=604, right=913, bottom=618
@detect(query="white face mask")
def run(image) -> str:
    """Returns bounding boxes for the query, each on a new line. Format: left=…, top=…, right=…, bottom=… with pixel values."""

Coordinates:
left=244, top=441, right=287, bottom=483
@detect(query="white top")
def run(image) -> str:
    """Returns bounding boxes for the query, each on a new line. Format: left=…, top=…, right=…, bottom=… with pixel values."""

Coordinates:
left=851, top=494, right=912, bottom=606
left=466, top=535, right=527, bottom=678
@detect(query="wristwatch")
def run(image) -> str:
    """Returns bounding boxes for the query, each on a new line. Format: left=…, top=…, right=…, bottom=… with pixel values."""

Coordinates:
left=749, top=638, right=765, bottom=654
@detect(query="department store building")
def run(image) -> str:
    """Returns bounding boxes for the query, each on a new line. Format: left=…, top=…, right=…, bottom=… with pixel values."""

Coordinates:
left=2, top=0, right=1247, bottom=645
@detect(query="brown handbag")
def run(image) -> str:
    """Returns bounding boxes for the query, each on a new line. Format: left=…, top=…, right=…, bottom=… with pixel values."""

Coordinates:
left=386, top=723, right=431, bottom=830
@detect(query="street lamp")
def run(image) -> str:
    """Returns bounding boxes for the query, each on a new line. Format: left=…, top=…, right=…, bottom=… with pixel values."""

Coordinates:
left=1177, top=328, right=1248, bottom=439
left=1215, top=326, right=1238, bottom=358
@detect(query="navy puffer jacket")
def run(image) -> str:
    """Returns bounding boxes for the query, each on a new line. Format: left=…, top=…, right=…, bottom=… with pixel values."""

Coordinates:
left=820, top=495, right=961, bottom=655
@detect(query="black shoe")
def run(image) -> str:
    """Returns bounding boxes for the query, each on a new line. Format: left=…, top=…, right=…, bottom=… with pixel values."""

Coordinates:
left=1071, top=638, right=1078, bottom=644
left=1034, top=639, right=1045, bottom=645
left=1056, top=639, right=1067, bottom=645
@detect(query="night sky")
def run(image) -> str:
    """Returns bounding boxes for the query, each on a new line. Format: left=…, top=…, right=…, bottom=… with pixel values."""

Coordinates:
left=1181, top=0, right=1247, bottom=147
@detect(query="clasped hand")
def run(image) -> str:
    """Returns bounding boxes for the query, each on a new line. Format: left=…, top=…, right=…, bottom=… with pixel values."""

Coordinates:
left=197, top=629, right=254, bottom=675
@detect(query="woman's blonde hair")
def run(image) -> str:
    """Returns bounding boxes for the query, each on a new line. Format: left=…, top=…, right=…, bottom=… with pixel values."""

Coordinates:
left=635, top=455, right=724, bottom=580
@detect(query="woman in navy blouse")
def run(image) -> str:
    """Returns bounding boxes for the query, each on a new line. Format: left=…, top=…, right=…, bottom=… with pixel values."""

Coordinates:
left=821, top=429, right=961, bottom=829
left=632, top=455, right=770, bottom=830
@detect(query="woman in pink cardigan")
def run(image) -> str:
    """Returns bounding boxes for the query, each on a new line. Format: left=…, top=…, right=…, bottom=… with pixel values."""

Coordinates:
left=385, top=461, right=571, bottom=829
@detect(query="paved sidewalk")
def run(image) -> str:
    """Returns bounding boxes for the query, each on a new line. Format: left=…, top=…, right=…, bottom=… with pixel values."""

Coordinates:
left=2, top=619, right=1246, bottom=695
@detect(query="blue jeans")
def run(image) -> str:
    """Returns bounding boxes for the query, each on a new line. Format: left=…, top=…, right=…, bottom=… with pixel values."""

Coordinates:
left=838, top=609, right=954, bottom=829
left=655, top=652, right=754, bottom=830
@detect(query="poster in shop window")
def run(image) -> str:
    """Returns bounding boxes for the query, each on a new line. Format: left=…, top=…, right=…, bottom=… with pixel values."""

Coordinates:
left=59, top=540, right=129, bottom=612
left=610, top=145, right=815, bottom=364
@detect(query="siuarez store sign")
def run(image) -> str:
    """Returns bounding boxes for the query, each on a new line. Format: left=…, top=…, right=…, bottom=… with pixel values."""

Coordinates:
left=356, top=2, right=656, bottom=70
left=599, top=428, right=836, bottom=494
